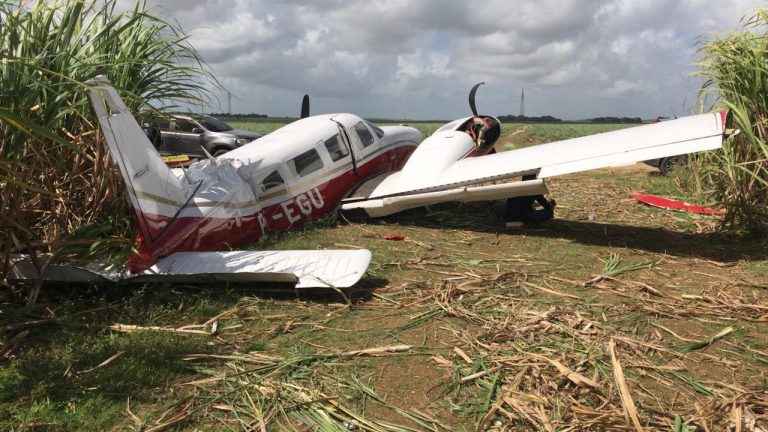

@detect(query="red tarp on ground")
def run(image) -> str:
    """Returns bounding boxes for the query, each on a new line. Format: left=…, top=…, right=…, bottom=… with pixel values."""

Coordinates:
left=634, top=194, right=726, bottom=216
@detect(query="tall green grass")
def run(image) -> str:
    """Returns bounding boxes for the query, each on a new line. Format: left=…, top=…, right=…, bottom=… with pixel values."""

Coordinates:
left=690, top=8, right=768, bottom=235
left=0, top=0, right=214, bottom=299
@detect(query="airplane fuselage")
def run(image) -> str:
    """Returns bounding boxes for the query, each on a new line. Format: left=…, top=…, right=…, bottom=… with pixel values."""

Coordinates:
left=129, top=113, right=421, bottom=268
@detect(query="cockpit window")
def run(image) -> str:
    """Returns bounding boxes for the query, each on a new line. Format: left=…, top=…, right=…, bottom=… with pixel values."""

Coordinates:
left=353, top=122, right=375, bottom=147
left=288, top=148, right=324, bottom=177
left=261, top=170, right=284, bottom=191
left=324, top=134, right=349, bottom=162
left=365, top=121, right=385, bottom=139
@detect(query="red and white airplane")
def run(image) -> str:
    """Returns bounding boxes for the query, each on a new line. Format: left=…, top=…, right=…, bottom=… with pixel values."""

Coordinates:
left=13, top=77, right=725, bottom=289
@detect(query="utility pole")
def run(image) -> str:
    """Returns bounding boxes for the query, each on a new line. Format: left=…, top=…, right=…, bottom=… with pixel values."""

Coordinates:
left=227, top=90, right=232, bottom=115
left=519, top=88, right=525, bottom=117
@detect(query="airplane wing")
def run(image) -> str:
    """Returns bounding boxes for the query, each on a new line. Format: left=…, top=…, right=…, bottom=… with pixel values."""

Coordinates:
left=341, top=111, right=727, bottom=218
left=8, top=250, right=372, bottom=289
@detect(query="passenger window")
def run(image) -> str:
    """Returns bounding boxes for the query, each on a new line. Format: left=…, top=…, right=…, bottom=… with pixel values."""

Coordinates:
left=261, top=170, right=284, bottom=191
left=324, top=134, right=349, bottom=162
left=353, top=122, right=375, bottom=147
left=174, top=119, right=197, bottom=132
left=289, top=149, right=324, bottom=177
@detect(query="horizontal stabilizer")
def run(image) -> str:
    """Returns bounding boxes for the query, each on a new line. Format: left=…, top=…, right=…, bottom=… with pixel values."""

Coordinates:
left=8, top=250, right=372, bottom=289
left=7, top=256, right=117, bottom=284
left=135, top=250, right=372, bottom=288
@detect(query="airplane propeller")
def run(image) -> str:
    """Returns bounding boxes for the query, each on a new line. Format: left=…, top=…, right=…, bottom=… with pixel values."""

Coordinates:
left=469, top=82, right=485, bottom=116
left=301, top=94, right=310, bottom=119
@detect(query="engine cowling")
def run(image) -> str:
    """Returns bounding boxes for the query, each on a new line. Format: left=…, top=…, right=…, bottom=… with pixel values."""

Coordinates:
left=464, top=115, right=501, bottom=155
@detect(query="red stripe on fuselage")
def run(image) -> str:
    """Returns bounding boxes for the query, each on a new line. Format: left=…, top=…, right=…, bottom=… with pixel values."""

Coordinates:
left=131, top=144, right=415, bottom=270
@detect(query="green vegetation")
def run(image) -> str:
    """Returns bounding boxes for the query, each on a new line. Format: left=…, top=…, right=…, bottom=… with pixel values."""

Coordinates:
left=227, top=118, right=631, bottom=148
left=226, top=119, right=458, bottom=138
left=690, top=7, right=768, bottom=235
left=503, top=122, right=634, bottom=149
left=497, top=114, right=642, bottom=124
left=224, top=119, right=295, bottom=135
left=0, top=0, right=213, bottom=301
left=498, top=114, right=563, bottom=123
left=0, top=286, right=233, bottom=430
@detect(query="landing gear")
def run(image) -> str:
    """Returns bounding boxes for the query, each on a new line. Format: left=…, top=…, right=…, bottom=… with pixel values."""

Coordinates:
left=504, top=196, right=556, bottom=228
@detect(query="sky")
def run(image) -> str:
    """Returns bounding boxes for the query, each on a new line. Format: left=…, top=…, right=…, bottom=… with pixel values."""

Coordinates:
left=127, top=0, right=765, bottom=120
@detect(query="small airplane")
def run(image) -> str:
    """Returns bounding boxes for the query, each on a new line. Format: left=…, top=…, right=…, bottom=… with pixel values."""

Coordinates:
left=9, top=76, right=729, bottom=289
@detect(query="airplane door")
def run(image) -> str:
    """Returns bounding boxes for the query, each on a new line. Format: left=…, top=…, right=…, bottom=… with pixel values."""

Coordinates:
left=348, top=120, right=378, bottom=160
left=330, top=116, right=362, bottom=176
left=331, top=115, right=380, bottom=158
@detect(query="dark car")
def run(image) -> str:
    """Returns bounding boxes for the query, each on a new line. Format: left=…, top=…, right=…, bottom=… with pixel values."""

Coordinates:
left=643, top=154, right=687, bottom=174
left=145, top=114, right=261, bottom=157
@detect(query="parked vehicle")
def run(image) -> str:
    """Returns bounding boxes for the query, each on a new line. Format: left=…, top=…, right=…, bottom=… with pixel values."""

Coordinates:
left=643, top=154, right=687, bottom=174
left=644, top=115, right=686, bottom=174
left=144, top=114, right=261, bottom=157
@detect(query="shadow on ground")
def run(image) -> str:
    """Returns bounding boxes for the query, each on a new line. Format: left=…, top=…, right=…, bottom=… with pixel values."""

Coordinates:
left=363, top=202, right=767, bottom=263
left=0, top=273, right=388, bottom=430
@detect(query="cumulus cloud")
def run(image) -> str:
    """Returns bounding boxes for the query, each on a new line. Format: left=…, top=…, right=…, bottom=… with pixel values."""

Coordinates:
left=132, top=0, right=763, bottom=119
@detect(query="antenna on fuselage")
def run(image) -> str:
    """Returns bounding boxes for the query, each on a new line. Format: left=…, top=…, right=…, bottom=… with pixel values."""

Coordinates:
left=469, top=82, right=485, bottom=116
left=301, top=95, right=310, bottom=119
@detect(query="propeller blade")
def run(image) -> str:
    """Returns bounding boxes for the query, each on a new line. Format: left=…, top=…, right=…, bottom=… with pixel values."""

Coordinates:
left=301, top=94, right=310, bottom=119
left=468, top=82, right=485, bottom=116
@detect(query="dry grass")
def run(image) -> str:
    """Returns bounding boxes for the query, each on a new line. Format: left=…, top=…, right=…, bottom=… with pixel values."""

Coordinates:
left=84, top=167, right=764, bottom=431
left=1, top=164, right=766, bottom=430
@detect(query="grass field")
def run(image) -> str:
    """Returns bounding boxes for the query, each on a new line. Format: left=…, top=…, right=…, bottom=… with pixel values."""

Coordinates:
left=226, top=118, right=455, bottom=138
left=225, top=118, right=633, bottom=147
left=2, top=123, right=766, bottom=431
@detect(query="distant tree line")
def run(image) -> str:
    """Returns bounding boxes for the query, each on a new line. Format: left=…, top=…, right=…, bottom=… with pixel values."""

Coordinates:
left=498, top=115, right=562, bottom=123
left=589, top=116, right=642, bottom=123
left=498, top=114, right=643, bottom=124
left=209, top=112, right=268, bottom=118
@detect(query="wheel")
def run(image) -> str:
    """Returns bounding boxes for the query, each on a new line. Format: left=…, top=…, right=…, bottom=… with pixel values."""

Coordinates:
left=212, top=147, right=230, bottom=157
left=659, top=155, right=684, bottom=175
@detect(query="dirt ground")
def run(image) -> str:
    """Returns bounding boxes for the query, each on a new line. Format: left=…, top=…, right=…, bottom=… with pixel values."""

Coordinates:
left=3, top=155, right=766, bottom=430
left=147, top=161, right=766, bottom=430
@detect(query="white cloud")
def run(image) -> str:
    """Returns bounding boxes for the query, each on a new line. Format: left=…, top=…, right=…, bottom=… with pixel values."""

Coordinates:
left=128, top=0, right=765, bottom=119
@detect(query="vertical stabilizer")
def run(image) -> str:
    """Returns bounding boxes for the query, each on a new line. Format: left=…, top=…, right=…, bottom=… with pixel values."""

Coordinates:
left=87, top=76, right=193, bottom=244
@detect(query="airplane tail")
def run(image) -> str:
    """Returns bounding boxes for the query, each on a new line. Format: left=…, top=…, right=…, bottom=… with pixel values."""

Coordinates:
left=87, top=76, right=194, bottom=246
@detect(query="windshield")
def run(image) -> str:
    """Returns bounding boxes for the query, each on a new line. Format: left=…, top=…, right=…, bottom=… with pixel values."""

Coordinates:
left=199, top=117, right=233, bottom=132
left=365, top=120, right=385, bottom=139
